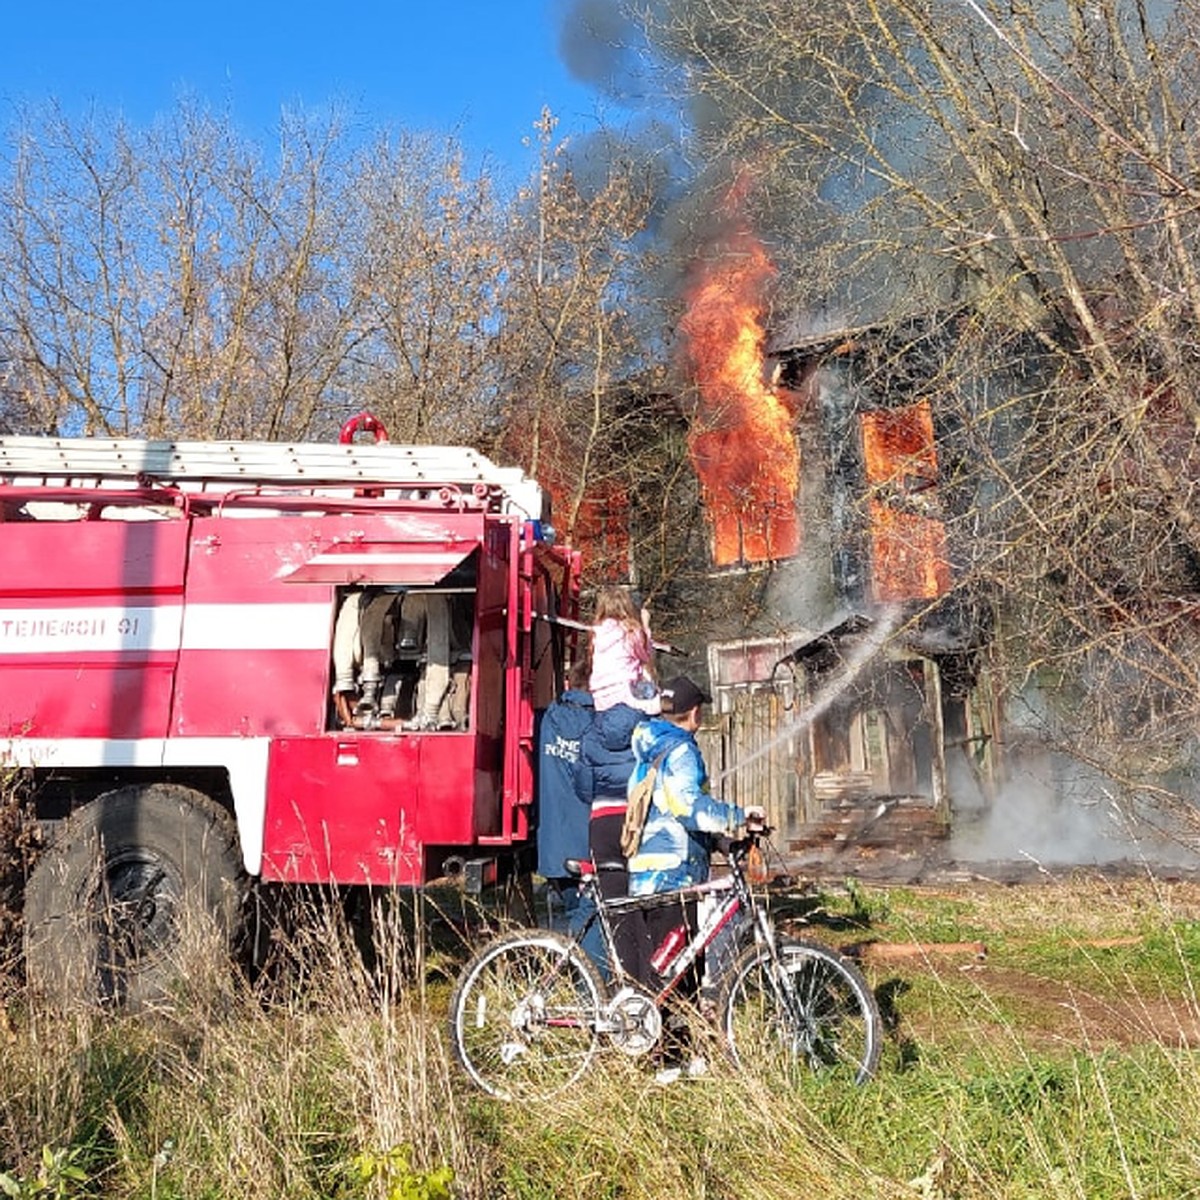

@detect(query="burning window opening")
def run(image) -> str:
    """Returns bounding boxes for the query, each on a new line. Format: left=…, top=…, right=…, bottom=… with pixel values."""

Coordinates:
left=679, top=231, right=801, bottom=569
left=859, top=402, right=951, bottom=602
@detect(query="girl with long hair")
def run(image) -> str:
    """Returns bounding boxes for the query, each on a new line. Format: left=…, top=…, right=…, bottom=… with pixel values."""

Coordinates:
left=588, top=585, right=659, bottom=713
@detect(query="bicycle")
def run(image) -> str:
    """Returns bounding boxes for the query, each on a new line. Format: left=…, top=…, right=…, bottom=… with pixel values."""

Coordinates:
left=448, top=827, right=884, bottom=1100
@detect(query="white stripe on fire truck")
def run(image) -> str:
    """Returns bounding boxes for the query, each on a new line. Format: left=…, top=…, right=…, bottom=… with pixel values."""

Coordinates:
left=0, top=603, right=330, bottom=654
left=0, top=605, right=183, bottom=653
left=180, top=602, right=330, bottom=650
left=303, top=549, right=468, bottom=568
left=0, top=736, right=269, bottom=875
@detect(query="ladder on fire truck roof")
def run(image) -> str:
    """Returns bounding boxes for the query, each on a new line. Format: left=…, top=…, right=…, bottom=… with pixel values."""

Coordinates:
left=0, top=433, right=546, bottom=517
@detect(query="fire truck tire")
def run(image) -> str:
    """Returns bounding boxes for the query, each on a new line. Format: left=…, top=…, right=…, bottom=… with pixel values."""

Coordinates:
left=23, top=783, right=246, bottom=1010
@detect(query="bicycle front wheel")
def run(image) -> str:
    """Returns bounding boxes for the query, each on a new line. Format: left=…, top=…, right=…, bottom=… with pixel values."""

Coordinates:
left=448, top=930, right=607, bottom=1101
left=720, top=937, right=882, bottom=1085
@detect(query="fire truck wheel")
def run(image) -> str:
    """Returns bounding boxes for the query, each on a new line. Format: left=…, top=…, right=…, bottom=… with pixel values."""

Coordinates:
left=23, top=783, right=246, bottom=1010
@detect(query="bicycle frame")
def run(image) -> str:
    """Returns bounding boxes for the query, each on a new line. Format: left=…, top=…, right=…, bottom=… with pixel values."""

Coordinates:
left=569, top=831, right=783, bottom=1007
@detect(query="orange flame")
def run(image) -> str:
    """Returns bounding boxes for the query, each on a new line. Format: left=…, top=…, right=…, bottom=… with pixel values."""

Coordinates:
left=860, top=403, right=951, bottom=601
left=680, top=231, right=800, bottom=567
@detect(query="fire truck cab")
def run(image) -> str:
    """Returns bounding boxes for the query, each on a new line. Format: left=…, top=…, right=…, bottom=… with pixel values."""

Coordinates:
left=0, top=419, right=580, bottom=1005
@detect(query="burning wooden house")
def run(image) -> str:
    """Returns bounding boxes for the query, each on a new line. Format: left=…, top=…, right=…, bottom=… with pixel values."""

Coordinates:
left=664, top=234, right=1000, bottom=854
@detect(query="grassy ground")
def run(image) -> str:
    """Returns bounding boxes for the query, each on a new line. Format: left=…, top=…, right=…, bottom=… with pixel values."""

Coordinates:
left=3, top=873, right=1200, bottom=1199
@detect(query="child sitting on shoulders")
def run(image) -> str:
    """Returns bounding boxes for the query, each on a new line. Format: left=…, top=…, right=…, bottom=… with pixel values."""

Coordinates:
left=588, top=585, right=659, bottom=713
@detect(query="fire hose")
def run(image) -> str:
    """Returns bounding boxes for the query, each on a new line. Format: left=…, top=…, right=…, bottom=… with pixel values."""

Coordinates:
left=534, top=611, right=685, bottom=656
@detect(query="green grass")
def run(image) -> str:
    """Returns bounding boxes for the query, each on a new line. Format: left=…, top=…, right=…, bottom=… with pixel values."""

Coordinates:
left=5, top=874, right=1200, bottom=1198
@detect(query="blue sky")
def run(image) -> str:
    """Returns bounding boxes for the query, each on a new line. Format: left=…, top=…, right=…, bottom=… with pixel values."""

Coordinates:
left=0, top=0, right=615, bottom=171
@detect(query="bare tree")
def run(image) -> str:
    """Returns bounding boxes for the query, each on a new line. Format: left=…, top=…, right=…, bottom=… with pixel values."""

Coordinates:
left=0, top=102, right=377, bottom=439
left=0, top=103, right=516, bottom=444
left=140, top=104, right=373, bottom=440
left=347, top=131, right=509, bottom=445
left=495, top=110, right=687, bottom=593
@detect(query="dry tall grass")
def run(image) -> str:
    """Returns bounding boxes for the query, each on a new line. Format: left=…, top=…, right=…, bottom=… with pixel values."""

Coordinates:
left=3, top=876, right=1200, bottom=1198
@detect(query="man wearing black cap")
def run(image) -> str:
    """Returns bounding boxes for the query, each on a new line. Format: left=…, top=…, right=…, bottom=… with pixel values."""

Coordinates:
left=626, top=674, right=760, bottom=1081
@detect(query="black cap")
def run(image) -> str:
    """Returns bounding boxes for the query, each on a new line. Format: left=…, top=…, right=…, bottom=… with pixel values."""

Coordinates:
left=659, top=675, right=712, bottom=714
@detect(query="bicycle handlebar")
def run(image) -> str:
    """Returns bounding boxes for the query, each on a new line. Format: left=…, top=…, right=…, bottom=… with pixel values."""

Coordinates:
left=715, top=824, right=772, bottom=860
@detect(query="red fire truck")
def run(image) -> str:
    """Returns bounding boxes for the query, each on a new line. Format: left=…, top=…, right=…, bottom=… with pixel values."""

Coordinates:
left=0, top=415, right=581, bottom=1005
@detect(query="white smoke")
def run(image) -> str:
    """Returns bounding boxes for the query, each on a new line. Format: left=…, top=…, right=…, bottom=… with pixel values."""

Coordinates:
left=949, top=753, right=1200, bottom=868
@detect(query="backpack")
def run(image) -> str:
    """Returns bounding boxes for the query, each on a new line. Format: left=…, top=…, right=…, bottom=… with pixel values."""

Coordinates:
left=620, top=750, right=670, bottom=859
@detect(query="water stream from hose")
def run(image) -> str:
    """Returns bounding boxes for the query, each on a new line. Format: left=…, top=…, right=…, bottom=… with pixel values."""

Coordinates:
left=708, top=603, right=904, bottom=789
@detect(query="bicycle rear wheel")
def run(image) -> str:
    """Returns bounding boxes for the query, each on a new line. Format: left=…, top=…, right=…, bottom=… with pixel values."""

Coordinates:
left=720, top=937, right=882, bottom=1085
left=448, top=930, right=607, bottom=1100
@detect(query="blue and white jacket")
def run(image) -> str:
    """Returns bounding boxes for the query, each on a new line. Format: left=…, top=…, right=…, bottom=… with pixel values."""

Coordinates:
left=626, top=717, right=744, bottom=895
